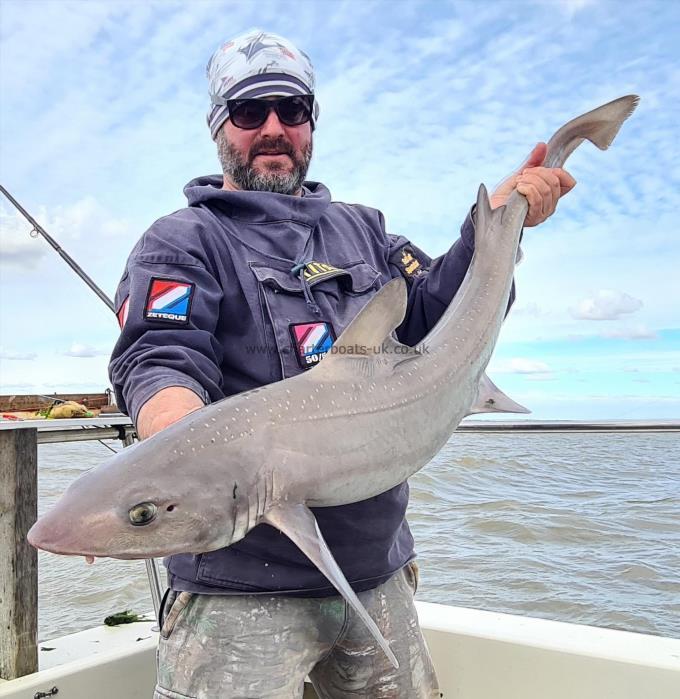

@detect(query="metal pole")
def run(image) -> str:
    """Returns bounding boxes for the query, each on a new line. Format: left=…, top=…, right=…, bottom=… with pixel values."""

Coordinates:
left=1, top=184, right=165, bottom=617
left=123, top=430, right=164, bottom=620
left=0, top=184, right=114, bottom=312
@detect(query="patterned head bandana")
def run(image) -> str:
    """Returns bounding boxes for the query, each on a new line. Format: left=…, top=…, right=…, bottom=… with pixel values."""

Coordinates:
left=206, top=29, right=319, bottom=140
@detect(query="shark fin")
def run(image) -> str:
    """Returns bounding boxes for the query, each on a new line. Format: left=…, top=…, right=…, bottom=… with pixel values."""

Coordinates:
left=330, top=278, right=408, bottom=355
left=467, top=373, right=531, bottom=415
left=310, top=278, right=414, bottom=380
left=473, top=184, right=507, bottom=249
left=263, top=503, right=399, bottom=669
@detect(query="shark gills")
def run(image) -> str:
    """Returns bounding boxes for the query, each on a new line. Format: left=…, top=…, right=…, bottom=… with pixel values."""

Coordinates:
left=28, top=95, right=638, bottom=669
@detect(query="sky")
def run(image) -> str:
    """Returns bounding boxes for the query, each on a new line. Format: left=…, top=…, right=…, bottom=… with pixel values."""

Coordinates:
left=0, top=0, right=678, bottom=420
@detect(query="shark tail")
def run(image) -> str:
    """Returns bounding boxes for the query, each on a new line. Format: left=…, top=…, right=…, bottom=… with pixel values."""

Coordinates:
left=544, top=94, right=639, bottom=169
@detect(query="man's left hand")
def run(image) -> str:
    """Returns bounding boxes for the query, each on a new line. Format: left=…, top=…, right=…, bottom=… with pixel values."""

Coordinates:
left=490, top=143, right=577, bottom=227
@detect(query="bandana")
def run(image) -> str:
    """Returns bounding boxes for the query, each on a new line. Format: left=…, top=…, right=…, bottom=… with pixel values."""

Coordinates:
left=206, top=29, right=319, bottom=140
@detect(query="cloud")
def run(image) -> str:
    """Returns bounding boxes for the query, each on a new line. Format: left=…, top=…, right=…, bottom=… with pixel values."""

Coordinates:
left=558, top=0, right=596, bottom=17
left=494, top=358, right=553, bottom=375
left=1, top=0, right=678, bottom=421
left=510, top=302, right=551, bottom=318
left=0, top=382, right=36, bottom=391
left=0, top=207, right=48, bottom=269
left=0, top=349, right=38, bottom=360
left=601, top=325, right=658, bottom=340
left=570, top=290, right=643, bottom=321
left=62, top=343, right=108, bottom=358
left=1, top=197, right=133, bottom=273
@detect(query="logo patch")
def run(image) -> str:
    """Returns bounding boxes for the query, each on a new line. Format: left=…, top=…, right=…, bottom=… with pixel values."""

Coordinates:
left=145, top=279, right=194, bottom=324
left=301, top=261, right=342, bottom=284
left=289, top=321, right=335, bottom=370
left=116, top=297, right=130, bottom=329
left=399, top=247, right=423, bottom=277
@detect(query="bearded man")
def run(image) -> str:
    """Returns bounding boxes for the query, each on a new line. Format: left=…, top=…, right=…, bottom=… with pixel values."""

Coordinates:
left=109, top=29, right=575, bottom=699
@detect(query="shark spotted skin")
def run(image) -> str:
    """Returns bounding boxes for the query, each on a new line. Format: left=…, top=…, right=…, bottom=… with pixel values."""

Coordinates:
left=28, top=95, right=639, bottom=668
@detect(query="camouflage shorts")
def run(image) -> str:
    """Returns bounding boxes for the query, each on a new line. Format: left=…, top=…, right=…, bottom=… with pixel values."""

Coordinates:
left=153, top=562, right=440, bottom=698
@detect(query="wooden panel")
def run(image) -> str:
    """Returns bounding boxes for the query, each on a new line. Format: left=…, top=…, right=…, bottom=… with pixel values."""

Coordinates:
left=0, top=429, right=38, bottom=680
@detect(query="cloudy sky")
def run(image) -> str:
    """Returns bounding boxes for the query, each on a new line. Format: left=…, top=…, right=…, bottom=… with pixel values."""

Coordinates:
left=1, top=0, right=678, bottom=419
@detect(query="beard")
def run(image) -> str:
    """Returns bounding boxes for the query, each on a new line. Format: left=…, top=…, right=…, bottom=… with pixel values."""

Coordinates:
left=216, top=132, right=313, bottom=195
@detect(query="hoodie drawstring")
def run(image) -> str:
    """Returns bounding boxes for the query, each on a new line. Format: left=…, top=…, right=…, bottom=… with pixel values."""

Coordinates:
left=290, top=260, right=321, bottom=315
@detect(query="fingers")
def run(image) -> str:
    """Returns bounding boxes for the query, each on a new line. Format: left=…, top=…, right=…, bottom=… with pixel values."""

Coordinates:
left=522, top=166, right=576, bottom=194
left=516, top=180, right=546, bottom=225
left=490, top=163, right=577, bottom=226
left=517, top=166, right=576, bottom=226
left=556, top=168, right=577, bottom=194
left=85, top=555, right=95, bottom=564
left=520, top=142, right=547, bottom=171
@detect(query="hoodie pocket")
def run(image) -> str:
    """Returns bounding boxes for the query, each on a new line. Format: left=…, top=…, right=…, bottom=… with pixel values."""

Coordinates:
left=250, top=260, right=380, bottom=378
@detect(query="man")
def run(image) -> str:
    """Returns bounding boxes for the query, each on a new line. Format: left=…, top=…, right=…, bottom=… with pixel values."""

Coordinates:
left=109, top=29, right=575, bottom=699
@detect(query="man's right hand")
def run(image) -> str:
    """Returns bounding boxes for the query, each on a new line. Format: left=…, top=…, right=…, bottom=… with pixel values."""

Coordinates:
left=136, top=386, right=205, bottom=440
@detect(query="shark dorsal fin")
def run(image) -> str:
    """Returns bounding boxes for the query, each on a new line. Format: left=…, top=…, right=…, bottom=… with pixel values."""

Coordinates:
left=330, top=277, right=408, bottom=352
left=309, top=277, right=409, bottom=380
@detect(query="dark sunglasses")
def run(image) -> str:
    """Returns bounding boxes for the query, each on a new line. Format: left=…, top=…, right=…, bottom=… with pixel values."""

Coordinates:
left=227, top=95, right=314, bottom=130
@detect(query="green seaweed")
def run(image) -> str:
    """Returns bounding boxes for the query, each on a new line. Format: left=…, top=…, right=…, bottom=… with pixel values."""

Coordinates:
left=104, top=610, right=152, bottom=626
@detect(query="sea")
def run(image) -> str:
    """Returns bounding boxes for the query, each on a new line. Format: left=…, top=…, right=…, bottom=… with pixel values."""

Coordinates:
left=35, top=430, right=680, bottom=642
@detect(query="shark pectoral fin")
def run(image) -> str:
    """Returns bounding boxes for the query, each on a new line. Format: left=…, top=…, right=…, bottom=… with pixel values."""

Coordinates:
left=262, top=503, right=399, bottom=669
left=467, top=373, right=531, bottom=415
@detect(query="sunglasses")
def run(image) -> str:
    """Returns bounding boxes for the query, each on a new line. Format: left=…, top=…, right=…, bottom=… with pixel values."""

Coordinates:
left=227, top=95, right=314, bottom=130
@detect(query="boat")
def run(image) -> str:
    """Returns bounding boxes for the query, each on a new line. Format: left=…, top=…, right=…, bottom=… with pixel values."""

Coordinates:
left=1, top=417, right=678, bottom=698
left=0, top=602, right=678, bottom=698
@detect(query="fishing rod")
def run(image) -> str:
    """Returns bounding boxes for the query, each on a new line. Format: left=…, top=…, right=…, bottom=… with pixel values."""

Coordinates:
left=1, top=183, right=163, bottom=619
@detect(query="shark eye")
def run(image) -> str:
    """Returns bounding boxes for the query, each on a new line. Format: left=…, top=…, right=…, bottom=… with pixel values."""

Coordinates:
left=129, top=502, right=157, bottom=526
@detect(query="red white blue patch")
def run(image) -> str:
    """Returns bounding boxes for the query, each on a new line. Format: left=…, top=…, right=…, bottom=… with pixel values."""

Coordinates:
left=144, top=278, right=194, bottom=324
left=289, top=321, right=335, bottom=370
left=116, top=296, right=130, bottom=329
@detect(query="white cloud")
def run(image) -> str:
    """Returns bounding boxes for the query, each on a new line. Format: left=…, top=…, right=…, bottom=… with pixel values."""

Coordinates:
left=494, top=358, right=553, bottom=375
left=558, top=0, right=596, bottom=17
left=510, top=302, right=551, bottom=318
left=0, top=349, right=38, bottom=360
left=570, top=290, right=643, bottom=321
left=0, top=207, right=48, bottom=269
left=601, top=325, right=658, bottom=340
left=62, top=343, right=108, bottom=358
left=0, top=0, right=678, bottom=420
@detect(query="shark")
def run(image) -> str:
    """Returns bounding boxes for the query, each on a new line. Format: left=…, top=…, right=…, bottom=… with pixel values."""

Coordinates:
left=28, top=94, right=639, bottom=668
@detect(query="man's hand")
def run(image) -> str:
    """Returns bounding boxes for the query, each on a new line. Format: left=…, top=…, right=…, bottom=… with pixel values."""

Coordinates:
left=490, top=143, right=576, bottom=227
left=136, top=386, right=205, bottom=440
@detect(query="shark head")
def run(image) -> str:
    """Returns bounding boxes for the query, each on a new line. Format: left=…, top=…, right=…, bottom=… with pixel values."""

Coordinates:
left=27, top=424, right=256, bottom=559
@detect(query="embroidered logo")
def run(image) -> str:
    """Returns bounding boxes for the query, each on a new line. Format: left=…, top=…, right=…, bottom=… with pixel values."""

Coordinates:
left=116, top=297, right=130, bottom=329
left=399, top=247, right=422, bottom=277
left=301, top=262, right=343, bottom=284
left=289, top=321, right=335, bottom=370
left=145, top=279, right=194, bottom=324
